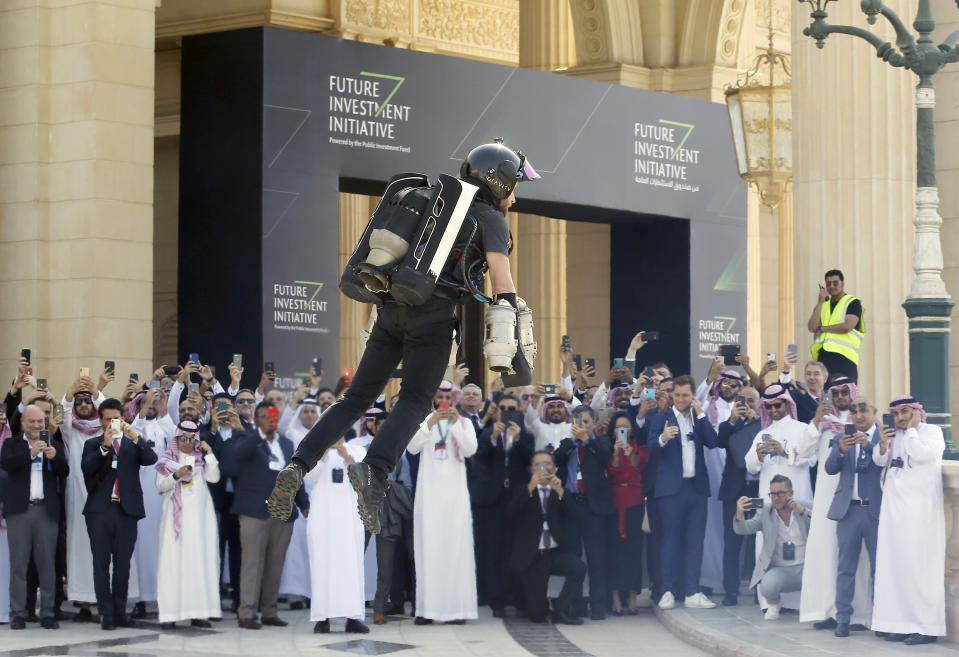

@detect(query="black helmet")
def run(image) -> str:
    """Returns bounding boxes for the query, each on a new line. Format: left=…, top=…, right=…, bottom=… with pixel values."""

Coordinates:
left=460, top=138, right=539, bottom=201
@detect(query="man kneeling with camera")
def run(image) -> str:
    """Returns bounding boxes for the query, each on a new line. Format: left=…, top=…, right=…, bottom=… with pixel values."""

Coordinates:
left=733, top=474, right=812, bottom=620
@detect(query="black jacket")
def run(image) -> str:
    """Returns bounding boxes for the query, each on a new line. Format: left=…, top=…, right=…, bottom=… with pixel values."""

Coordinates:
left=507, top=485, right=578, bottom=570
left=204, top=427, right=240, bottom=513
left=230, top=430, right=308, bottom=521
left=554, top=436, right=615, bottom=515
left=81, top=433, right=158, bottom=519
left=0, top=432, right=69, bottom=519
left=717, top=417, right=761, bottom=501
left=472, top=424, right=534, bottom=506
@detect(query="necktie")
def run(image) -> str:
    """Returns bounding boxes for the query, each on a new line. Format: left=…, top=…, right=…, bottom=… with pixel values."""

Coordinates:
left=856, top=444, right=868, bottom=499
left=577, top=443, right=585, bottom=494
left=112, top=440, right=121, bottom=499
left=540, top=489, right=551, bottom=549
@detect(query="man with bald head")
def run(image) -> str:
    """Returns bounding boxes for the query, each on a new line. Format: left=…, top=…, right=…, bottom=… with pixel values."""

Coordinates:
left=1, top=405, right=69, bottom=629
left=824, top=396, right=883, bottom=638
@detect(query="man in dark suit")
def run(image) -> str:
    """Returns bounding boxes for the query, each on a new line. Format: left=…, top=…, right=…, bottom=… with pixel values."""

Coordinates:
left=1, top=404, right=69, bottom=629
left=646, top=374, right=719, bottom=610
left=205, top=393, right=245, bottom=613
left=80, top=398, right=159, bottom=630
left=232, top=401, right=308, bottom=630
left=473, top=393, right=533, bottom=616
left=824, top=396, right=883, bottom=638
left=717, top=386, right=761, bottom=605
left=508, top=450, right=585, bottom=625
left=554, top=405, right=614, bottom=620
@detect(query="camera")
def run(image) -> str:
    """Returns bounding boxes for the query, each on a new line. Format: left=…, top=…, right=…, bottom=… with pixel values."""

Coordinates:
left=536, top=462, right=549, bottom=472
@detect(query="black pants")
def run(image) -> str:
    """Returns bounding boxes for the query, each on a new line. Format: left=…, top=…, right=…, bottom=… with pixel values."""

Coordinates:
left=646, top=495, right=663, bottom=598
left=607, top=504, right=644, bottom=593
left=218, top=503, right=241, bottom=607
left=522, top=549, right=586, bottom=622
left=293, top=296, right=455, bottom=473
left=474, top=497, right=510, bottom=609
left=569, top=496, right=610, bottom=615
left=721, top=480, right=758, bottom=598
left=85, top=505, right=138, bottom=619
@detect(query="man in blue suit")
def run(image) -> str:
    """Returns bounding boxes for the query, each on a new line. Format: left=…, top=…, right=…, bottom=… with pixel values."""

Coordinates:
left=646, top=375, right=719, bottom=610
left=80, top=398, right=159, bottom=630
left=824, top=396, right=883, bottom=638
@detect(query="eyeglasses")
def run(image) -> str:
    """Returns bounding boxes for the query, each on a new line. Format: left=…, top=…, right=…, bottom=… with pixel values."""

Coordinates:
left=768, top=490, right=791, bottom=499
left=849, top=403, right=869, bottom=412
left=521, top=394, right=531, bottom=400
left=75, top=398, right=94, bottom=406
left=236, top=399, right=255, bottom=405
left=499, top=406, right=518, bottom=412
left=719, top=380, right=741, bottom=388
left=177, top=435, right=198, bottom=443
left=763, top=401, right=786, bottom=410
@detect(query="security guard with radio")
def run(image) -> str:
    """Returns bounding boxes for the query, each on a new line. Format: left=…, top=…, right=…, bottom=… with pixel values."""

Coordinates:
left=808, top=269, right=865, bottom=382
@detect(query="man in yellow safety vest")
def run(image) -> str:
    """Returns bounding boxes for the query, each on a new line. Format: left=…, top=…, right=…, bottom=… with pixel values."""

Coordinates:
left=807, top=269, right=865, bottom=382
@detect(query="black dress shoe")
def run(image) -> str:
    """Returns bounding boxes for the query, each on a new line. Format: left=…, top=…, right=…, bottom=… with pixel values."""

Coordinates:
left=261, top=616, right=288, bottom=627
left=590, top=611, right=606, bottom=621
left=345, top=619, right=370, bottom=633
left=885, top=633, right=908, bottom=641
left=161, top=622, right=176, bottom=630
left=552, top=610, right=584, bottom=626
left=55, top=609, right=67, bottom=621
left=414, top=616, right=433, bottom=625
left=875, top=631, right=890, bottom=638
left=73, top=608, right=94, bottom=623
left=445, top=619, right=466, bottom=625
left=114, top=615, right=136, bottom=628
left=385, top=604, right=406, bottom=616
left=314, top=619, right=330, bottom=634
left=191, top=619, right=212, bottom=628
left=904, top=634, right=937, bottom=645
left=722, top=596, right=738, bottom=606
left=25, top=614, right=39, bottom=623
left=834, top=622, right=850, bottom=637
left=814, top=618, right=838, bottom=630
left=289, top=601, right=305, bottom=610
left=610, top=609, right=624, bottom=617
left=348, top=462, right=390, bottom=534
left=130, top=601, right=146, bottom=619
left=101, top=618, right=116, bottom=630
left=849, top=623, right=868, bottom=631
left=40, top=617, right=59, bottom=629
left=626, top=608, right=639, bottom=616
left=10, top=616, right=26, bottom=630
left=491, top=607, right=506, bottom=618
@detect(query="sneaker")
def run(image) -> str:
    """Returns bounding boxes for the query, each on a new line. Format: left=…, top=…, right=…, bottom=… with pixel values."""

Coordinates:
left=684, top=593, right=716, bottom=609
left=348, top=462, right=390, bottom=534
left=764, top=603, right=781, bottom=620
left=266, top=462, right=304, bottom=521
left=658, top=591, right=675, bottom=610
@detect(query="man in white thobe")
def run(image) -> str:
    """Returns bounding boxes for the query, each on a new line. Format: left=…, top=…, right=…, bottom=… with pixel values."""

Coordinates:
left=60, top=376, right=106, bottom=620
left=870, top=396, right=945, bottom=645
left=797, top=377, right=872, bottom=629
left=745, top=384, right=815, bottom=611
left=129, top=387, right=176, bottom=618
left=407, top=381, right=478, bottom=624
left=306, top=438, right=369, bottom=634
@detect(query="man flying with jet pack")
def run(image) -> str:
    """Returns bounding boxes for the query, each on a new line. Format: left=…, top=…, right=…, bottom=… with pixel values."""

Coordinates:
left=266, top=139, right=540, bottom=532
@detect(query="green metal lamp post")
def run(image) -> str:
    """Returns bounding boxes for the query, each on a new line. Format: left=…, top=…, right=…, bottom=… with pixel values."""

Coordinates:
left=798, top=0, right=956, bottom=455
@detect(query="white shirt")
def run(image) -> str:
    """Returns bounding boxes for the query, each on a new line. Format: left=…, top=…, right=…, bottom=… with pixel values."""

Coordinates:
left=260, top=429, right=286, bottom=469
left=771, top=510, right=806, bottom=567
left=25, top=437, right=44, bottom=501
left=536, top=486, right=559, bottom=550
left=660, top=407, right=704, bottom=478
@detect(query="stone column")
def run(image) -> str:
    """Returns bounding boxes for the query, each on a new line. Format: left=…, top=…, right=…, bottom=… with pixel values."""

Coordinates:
left=791, top=1, right=916, bottom=407
left=519, top=0, right=575, bottom=71
left=0, top=1, right=156, bottom=396
left=777, top=190, right=795, bottom=349
left=338, top=193, right=372, bottom=369
left=515, top=213, right=567, bottom=386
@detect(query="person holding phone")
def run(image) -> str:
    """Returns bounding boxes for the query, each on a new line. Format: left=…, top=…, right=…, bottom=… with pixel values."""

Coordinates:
left=733, top=474, right=812, bottom=620
left=80, top=398, right=157, bottom=630
left=154, top=421, right=220, bottom=629
left=797, top=375, right=871, bottom=630
left=646, top=375, right=720, bottom=610
left=406, top=381, right=478, bottom=625
left=524, top=389, right=579, bottom=453
left=808, top=269, right=865, bottom=382
left=716, top=386, right=761, bottom=606
left=605, top=412, right=648, bottom=615
left=869, top=396, right=946, bottom=645
left=554, top=405, right=614, bottom=619
left=1, top=405, right=69, bottom=629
